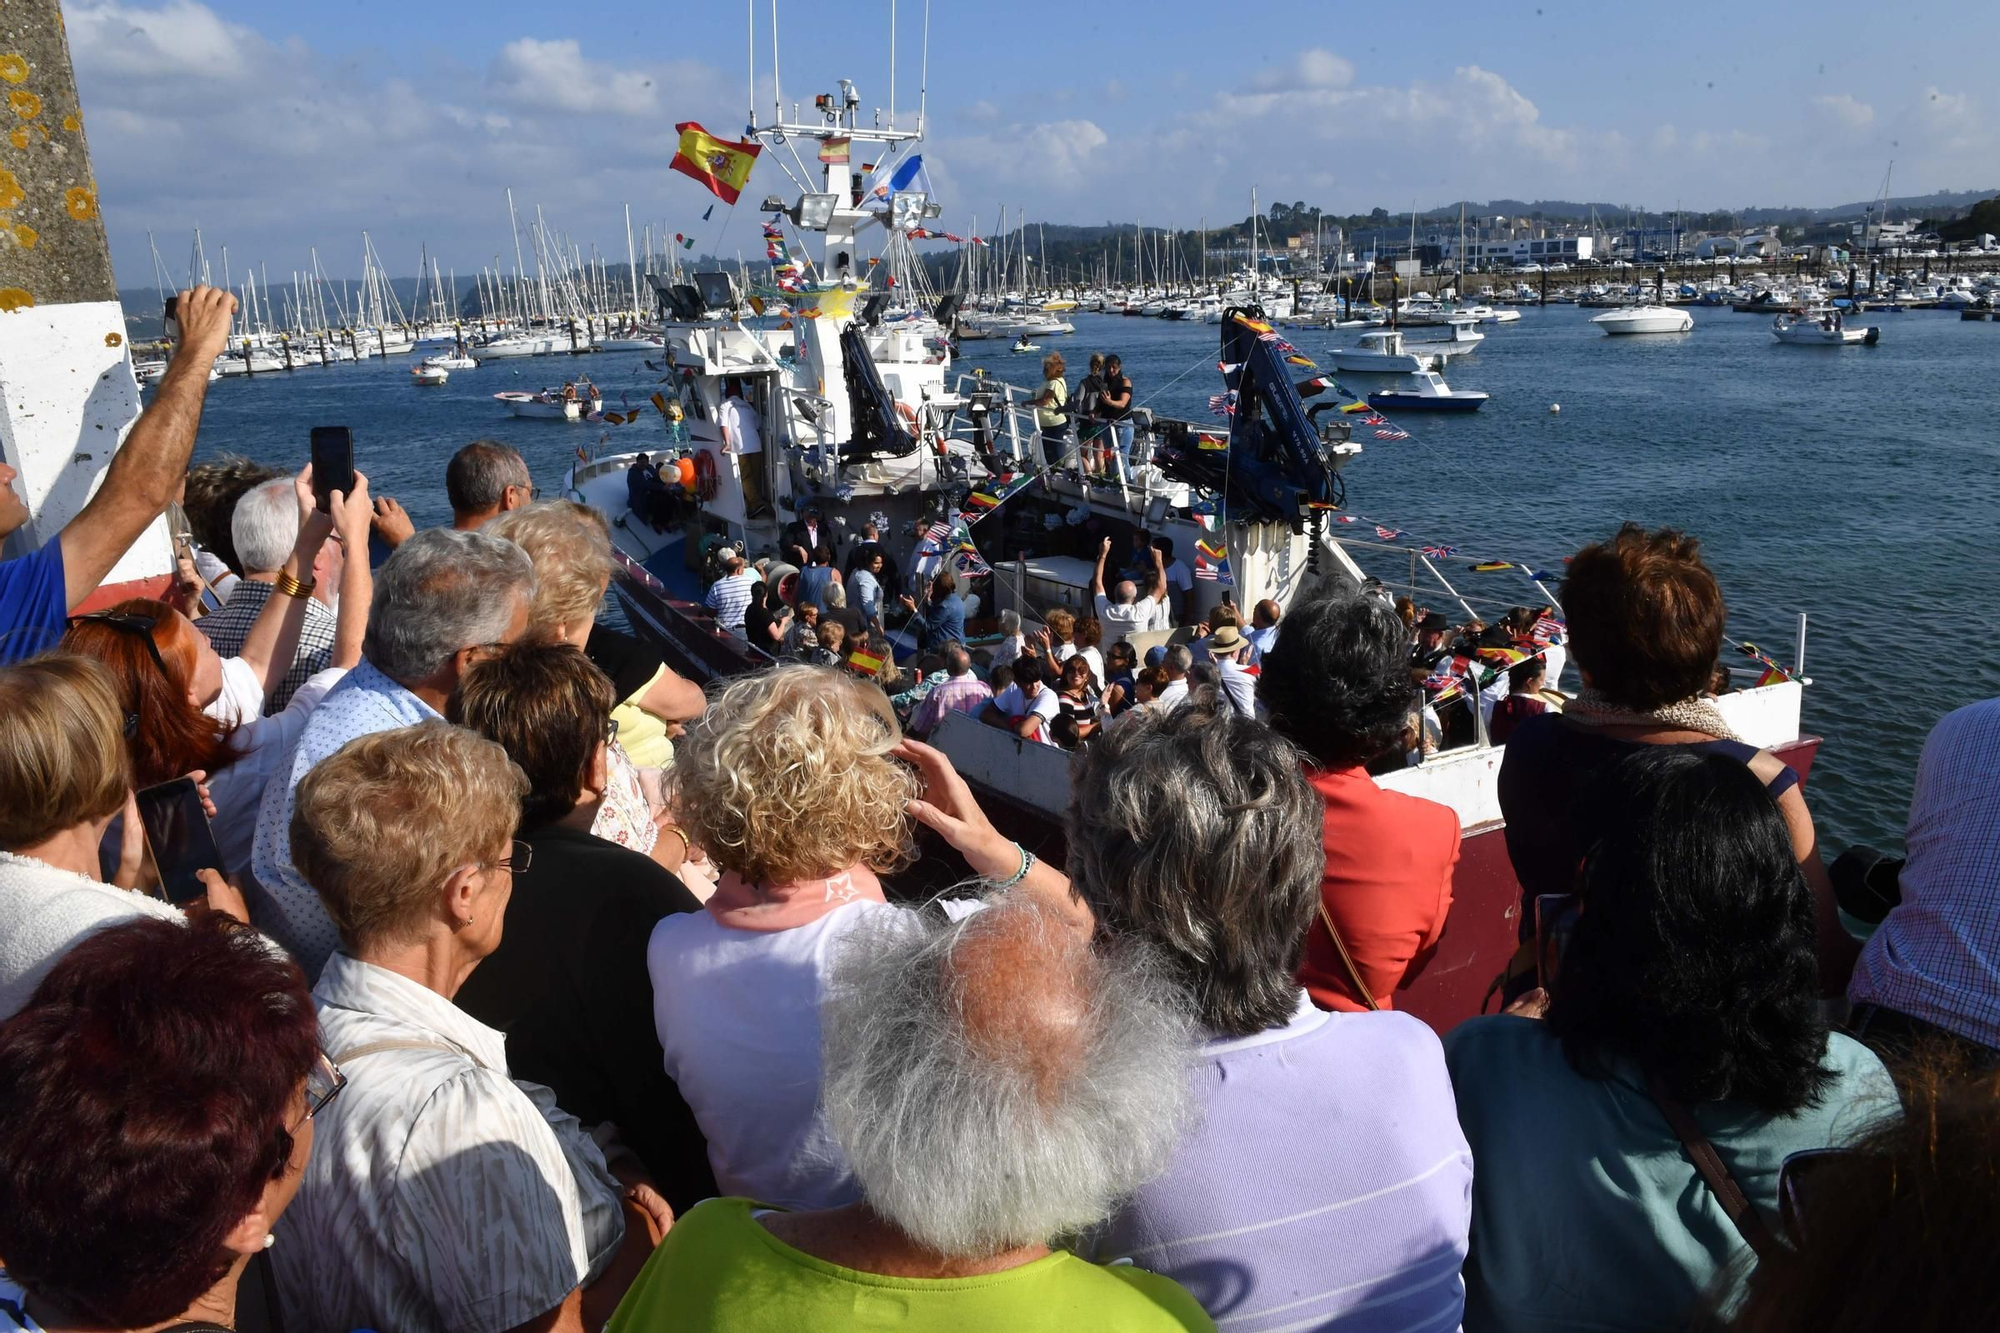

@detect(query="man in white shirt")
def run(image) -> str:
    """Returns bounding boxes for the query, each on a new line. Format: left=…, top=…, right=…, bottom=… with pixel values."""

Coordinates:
left=1247, top=599, right=1282, bottom=657
left=1203, top=625, right=1259, bottom=717
left=1090, top=537, right=1168, bottom=645
left=979, top=653, right=1061, bottom=745
left=717, top=380, right=768, bottom=516
left=1153, top=643, right=1193, bottom=711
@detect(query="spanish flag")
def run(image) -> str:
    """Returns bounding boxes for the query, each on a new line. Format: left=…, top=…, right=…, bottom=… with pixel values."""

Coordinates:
left=672, top=122, right=762, bottom=204
left=1339, top=399, right=1371, bottom=414
left=847, top=646, right=885, bottom=677
left=1470, top=560, right=1514, bottom=572
left=819, top=136, right=851, bottom=164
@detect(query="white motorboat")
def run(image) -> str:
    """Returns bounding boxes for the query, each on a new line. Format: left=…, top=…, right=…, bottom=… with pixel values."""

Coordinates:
left=133, top=359, right=168, bottom=384
left=596, top=335, right=666, bottom=352
left=1367, top=369, right=1489, bottom=412
left=473, top=332, right=587, bottom=360
left=1329, top=325, right=1479, bottom=373
left=495, top=384, right=602, bottom=420
left=411, top=365, right=449, bottom=386
left=1772, top=310, right=1880, bottom=346
left=1590, top=305, right=1694, bottom=335
left=422, top=353, right=477, bottom=371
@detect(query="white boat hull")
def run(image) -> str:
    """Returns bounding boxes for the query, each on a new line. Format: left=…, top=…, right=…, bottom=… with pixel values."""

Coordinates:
left=1591, top=307, right=1694, bottom=335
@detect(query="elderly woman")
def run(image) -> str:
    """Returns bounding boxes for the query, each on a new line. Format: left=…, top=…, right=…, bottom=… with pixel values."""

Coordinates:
left=1449, top=748, right=1898, bottom=1333
left=912, top=702, right=1474, bottom=1331
left=0, top=915, right=327, bottom=1333
left=275, top=722, right=668, bottom=1333
left=1028, top=349, right=1070, bottom=469
left=614, top=894, right=1213, bottom=1332
left=0, top=656, right=226, bottom=1019
left=1259, top=584, right=1460, bottom=1012
left=1496, top=523, right=1854, bottom=986
left=649, top=664, right=1079, bottom=1211
left=448, top=642, right=715, bottom=1212
left=61, top=478, right=372, bottom=877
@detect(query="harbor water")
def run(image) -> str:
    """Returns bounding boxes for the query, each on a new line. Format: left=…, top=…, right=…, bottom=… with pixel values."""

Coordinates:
left=184, top=307, right=2000, bottom=854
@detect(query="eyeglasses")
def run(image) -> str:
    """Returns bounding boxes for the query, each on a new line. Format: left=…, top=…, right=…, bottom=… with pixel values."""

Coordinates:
left=290, top=1051, right=347, bottom=1132
left=489, top=839, right=533, bottom=874
left=68, top=610, right=168, bottom=678
left=604, top=718, right=621, bottom=744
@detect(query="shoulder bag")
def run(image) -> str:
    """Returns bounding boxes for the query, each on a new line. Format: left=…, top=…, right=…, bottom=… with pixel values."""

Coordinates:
left=1644, top=1069, right=1778, bottom=1259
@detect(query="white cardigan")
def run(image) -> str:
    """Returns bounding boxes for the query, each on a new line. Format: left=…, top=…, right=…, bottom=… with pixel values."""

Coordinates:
left=0, top=851, right=184, bottom=1019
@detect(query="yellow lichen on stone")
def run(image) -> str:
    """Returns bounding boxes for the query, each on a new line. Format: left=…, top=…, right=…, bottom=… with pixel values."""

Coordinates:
left=0, top=167, right=22, bottom=210
left=0, top=56, right=27, bottom=85
left=62, top=113, right=79, bottom=132
left=7, top=127, right=26, bottom=150
left=64, top=185, right=95, bottom=220
left=104, top=331, right=123, bottom=347
left=12, top=223, right=36, bottom=249
left=8, top=91, right=40, bottom=119
left=0, top=288, right=34, bottom=312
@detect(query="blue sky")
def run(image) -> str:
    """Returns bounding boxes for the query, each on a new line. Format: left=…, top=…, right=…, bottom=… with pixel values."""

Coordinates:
left=67, top=0, right=1999, bottom=285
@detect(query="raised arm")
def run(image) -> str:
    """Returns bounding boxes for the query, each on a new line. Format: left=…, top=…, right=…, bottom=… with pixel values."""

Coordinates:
left=1091, top=536, right=1111, bottom=598
left=61, top=286, right=237, bottom=609
left=328, top=473, right=375, bottom=669
left=1143, top=545, right=1167, bottom=605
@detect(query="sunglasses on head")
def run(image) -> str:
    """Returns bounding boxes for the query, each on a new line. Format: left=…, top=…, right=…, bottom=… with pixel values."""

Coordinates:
left=67, top=612, right=167, bottom=734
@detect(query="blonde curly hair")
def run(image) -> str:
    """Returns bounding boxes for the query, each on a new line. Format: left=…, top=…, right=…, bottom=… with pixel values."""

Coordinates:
left=485, top=501, right=614, bottom=639
left=676, top=663, right=918, bottom=886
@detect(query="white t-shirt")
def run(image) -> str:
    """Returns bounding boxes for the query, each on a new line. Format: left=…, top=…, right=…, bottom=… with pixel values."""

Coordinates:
left=204, top=655, right=266, bottom=726
left=1164, top=560, right=1195, bottom=596
left=1154, top=677, right=1190, bottom=711
left=647, top=898, right=982, bottom=1211
left=718, top=396, right=763, bottom=455
left=992, top=682, right=1061, bottom=743
left=1094, top=591, right=1168, bottom=644
left=1078, top=645, right=1106, bottom=687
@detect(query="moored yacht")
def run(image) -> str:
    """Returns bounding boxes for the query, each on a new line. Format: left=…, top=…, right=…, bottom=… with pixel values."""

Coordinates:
left=1590, top=305, right=1694, bottom=335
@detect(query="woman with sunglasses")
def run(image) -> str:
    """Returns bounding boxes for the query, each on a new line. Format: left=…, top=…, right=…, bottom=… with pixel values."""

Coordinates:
left=276, top=722, right=669, bottom=1333
left=1443, top=747, right=1900, bottom=1333
left=61, top=467, right=372, bottom=879
left=0, top=913, right=327, bottom=1333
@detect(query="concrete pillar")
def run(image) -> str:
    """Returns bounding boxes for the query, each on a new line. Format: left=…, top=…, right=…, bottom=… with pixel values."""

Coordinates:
left=0, top=0, right=163, bottom=589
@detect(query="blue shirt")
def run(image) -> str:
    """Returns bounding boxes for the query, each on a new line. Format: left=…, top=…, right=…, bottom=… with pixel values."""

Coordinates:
left=917, top=595, right=965, bottom=647
left=793, top=564, right=837, bottom=613
left=848, top=568, right=882, bottom=624
left=250, top=660, right=438, bottom=975
left=0, top=543, right=68, bottom=662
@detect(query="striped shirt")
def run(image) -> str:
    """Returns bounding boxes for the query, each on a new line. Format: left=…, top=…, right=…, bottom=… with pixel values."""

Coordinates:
left=909, top=672, right=993, bottom=737
left=1849, top=697, right=2000, bottom=1049
left=198, top=578, right=338, bottom=714
left=703, top=571, right=758, bottom=632
left=1092, top=994, right=1471, bottom=1331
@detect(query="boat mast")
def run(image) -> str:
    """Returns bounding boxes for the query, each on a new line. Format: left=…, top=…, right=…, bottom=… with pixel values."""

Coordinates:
left=624, top=204, right=641, bottom=320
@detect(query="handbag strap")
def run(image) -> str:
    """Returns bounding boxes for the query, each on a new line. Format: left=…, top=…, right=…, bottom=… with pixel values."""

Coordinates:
left=1644, top=1070, right=1778, bottom=1259
left=1316, top=898, right=1380, bottom=1012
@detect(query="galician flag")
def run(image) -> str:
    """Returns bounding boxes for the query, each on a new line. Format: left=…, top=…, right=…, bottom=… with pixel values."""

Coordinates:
left=672, top=122, right=761, bottom=204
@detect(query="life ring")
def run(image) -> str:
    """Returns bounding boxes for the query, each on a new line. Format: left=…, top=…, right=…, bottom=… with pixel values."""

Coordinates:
left=692, top=448, right=720, bottom=501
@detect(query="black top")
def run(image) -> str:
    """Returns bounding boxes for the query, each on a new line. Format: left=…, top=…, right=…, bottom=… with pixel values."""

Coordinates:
left=585, top=623, right=666, bottom=705
left=1098, top=374, right=1133, bottom=421
left=1496, top=711, right=1802, bottom=935
left=822, top=604, right=869, bottom=642
left=453, top=822, right=717, bottom=1211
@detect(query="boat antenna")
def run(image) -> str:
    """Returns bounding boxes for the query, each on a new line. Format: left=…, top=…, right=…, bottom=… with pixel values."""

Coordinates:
left=746, top=0, right=756, bottom=129
left=889, top=0, right=896, bottom=129
left=770, top=0, right=782, bottom=131
left=918, top=0, right=930, bottom=137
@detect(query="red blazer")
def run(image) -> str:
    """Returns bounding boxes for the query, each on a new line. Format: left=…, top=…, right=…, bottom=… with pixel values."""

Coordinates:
left=1298, top=764, right=1461, bottom=1012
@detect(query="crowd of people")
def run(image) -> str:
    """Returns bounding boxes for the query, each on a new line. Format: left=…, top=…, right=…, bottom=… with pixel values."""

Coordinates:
left=0, top=286, right=1995, bottom=1332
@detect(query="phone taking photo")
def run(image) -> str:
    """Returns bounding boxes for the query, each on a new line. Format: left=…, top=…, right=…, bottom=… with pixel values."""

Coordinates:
left=162, top=293, right=180, bottom=344
left=134, top=777, right=224, bottom=908
left=309, top=426, right=355, bottom=514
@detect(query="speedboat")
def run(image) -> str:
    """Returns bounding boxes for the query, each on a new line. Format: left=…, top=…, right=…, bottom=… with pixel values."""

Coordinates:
left=1590, top=305, right=1694, bottom=335
left=1329, top=329, right=1444, bottom=374
left=411, top=365, right=449, bottom=386
left=1367, top=370, right=1488, bottom=412
left=1772, top=310, right=1880, bottom=346
left=422, top=352, right=476, bottom=371
left=596, top=334, right=667, bottom=352
left=1012, top=340, right=1040, bottom=353
left=495, top=385, right=602, bottom=420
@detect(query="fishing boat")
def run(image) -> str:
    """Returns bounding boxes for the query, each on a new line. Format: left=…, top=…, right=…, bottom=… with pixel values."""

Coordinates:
left=1772, top=310, right=1881, bottom=346
left=410, top=365, right=449, bottom=386
left=1590, top=305, right=1694, bottom=335
left=496, top=382, right=601, bottom=420
left=1367, top=370, right=1488, bottom=412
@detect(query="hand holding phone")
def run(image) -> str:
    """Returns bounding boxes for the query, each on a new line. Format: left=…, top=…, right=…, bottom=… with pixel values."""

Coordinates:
left=134, top=777, right=226, bottom=908
left=309, top=426, right=356, bottom=514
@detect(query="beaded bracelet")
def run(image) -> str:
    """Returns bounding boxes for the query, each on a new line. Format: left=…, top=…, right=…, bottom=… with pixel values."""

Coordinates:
left=996, top=841, right=1036, bottom=889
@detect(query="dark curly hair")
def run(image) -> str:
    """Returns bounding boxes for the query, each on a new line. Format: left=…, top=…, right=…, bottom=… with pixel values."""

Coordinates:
left=1257, top=583, right=1415, bottom=769
left=1546, top=747, right=1835, bottom=1115
left=1562, top=523, right=1726, bottom=711
left=180, top=453, right=282, bottom=578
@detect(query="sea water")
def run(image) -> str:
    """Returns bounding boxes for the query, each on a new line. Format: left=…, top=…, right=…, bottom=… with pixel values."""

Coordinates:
left=185, top=307, right=2000, bottom=853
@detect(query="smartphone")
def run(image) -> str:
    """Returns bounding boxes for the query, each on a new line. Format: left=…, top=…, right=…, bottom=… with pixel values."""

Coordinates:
left=162, top=293, right=179, bottom=344
left=134, top=777, right=224, bottom=908
left=309, top=426, right=355, bottom=514
left=1534, top=892, right=1581, bottom=993
left=199, top=585, right=224, bottom=615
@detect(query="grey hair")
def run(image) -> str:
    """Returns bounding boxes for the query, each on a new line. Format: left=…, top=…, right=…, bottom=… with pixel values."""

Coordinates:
left=999, top=608, right=1021, bottom=635
left=444, top=440, right=530, bottom=516
left=823, top=582, right=847, bottom=609
left=364, top=528, right=534, bottom=684
left=1112, top=580, right=1138, bottom=605
left=821, top=894, right=1197, bottom=1256
left=229, top=478, right=300, bottom=575
left=1163, top=643, right=1193, bottom=674
left=1067, top=700, right=1326, bottom=1037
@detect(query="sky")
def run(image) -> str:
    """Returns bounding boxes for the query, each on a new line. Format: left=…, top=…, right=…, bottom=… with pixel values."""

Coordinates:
left=65, top=0, right=2000, bottom=287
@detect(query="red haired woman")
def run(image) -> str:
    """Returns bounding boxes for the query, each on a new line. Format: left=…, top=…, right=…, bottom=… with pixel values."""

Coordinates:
left=61, top=467, right=373, bottom=876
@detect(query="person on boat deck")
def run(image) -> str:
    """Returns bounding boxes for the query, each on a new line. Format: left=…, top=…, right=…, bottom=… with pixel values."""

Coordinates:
left=626, top=453, right=671, bottom=530
left=1028, top=352, right=1070, bottom=471
left=899, top=567, right=966, bottom=648
left=909, top=643, right=993, bottom=739
left=1093, top=537, right=1170, bottom=644
left=781, top=504, right=827, bottom=570
left=1258, top=584, right=1460, bottom=1015
left=1098, top=353, right=1136, bottom=471
left=793, top=544, right=841, bottom=614
left=562, top=381, right=579, bottom=403
left=1447, top=747, right=1898, bottom=1333
left=1069, top=700, right=1473, bottom=1333
left=1153, top=538, right=1196, bottom=625
left=612, top=893, right=1212, bottom=1333
left=373, top=440, right=535, bottom=552
left=1411, top=610, right=1455, bottom=673
left=718, top=379, right=768, bottom=516
left=1487, top=656, right=1549, bottom=746
left=703, top=550, right=759, bottom=638
left=1248, top=597, right=1283, bottom=656
left=845, top=543, right=887, bottom=634
left=1495, top=523, right=1857, bottom=993
left=1, top=284, right=234, bottom=663
left=981, top=650, right=1061, bottom=745
left=1075, top=353, right=1108, bottom=477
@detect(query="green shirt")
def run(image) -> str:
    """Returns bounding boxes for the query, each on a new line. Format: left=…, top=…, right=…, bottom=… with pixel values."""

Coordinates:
left=607, top=1198, right=1215, bottom=1332
left=1444, top=1016, right=1898, bottom=1333
left=1035, top=378, right=1068, bottom=430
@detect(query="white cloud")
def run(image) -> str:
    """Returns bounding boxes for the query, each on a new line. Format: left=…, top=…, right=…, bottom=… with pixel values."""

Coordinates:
left=487, top=38, right=660, bottom=117
left=1250, top=48, right=1354, bottom=93
left=66, top=0, right=257, bottom=82
left=939, top=119, right=1109, bottom=192
left=1814, top=94, right=1874, bottom=128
